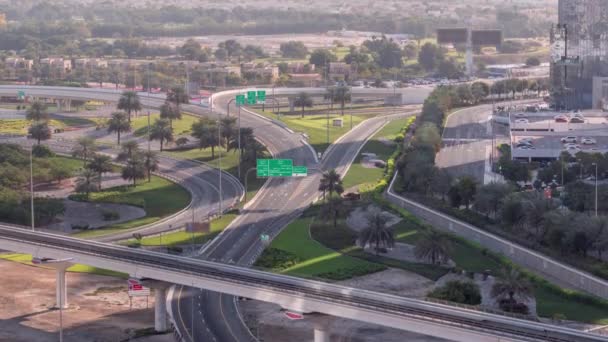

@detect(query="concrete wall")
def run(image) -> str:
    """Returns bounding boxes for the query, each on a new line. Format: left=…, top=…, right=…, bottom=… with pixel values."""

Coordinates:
left=385, top=174, right=608, bottom=300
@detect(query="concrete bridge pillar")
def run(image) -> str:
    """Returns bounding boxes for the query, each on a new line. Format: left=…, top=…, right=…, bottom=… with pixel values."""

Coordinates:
left=142, top=280, right=171, bottom=332
left=314, top=328, right=330, bottom=342
left=35, top=259, right=73, bottom=309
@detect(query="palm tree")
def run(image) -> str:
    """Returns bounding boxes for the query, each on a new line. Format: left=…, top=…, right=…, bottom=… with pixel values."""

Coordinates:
left=117, top=91, right=142, bottom=122
left=86, top=153, right=113, bottom=190
left=159, top=101, right=181, bottom=130
left=141, top=150, right=159, bottom=182
left=122, top=158, right=146, bottom=186
left=229, top=127, right=255, bottom=156
left=26, top=101, right=49, bottom=121
left=149, top=118, right=174, bottom=151
left=333, top=86, right=351, bottom=116
left=324, top=87, right=336, bottom=110
left=166, top=85, right=189, bottom=120
left=191, top=118, right=219, bottom=158
left=75, top=168, right=99, bottom=199
left=491, top=269, right=532, bottom=312
left=319, top=169, right=344, bottom=199
left=107, top=111, right=131, bottom=145
left=117, top=140, right=140, bottom=161
left=414, top=231, right=451, bottom=265
left=293, top=92, right=313, bottom=118
left=72, top=136, right=97, bottom=166
left=220, top=117, right=237, bottom=150
left=28, top=121, right=51, bottom=145
left=321, top=196, right=348, bottom=228
left=358, top=209, right=395, bottom=255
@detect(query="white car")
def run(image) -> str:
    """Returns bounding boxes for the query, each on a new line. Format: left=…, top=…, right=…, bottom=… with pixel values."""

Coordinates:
left=514, top=119, right=529, bottom=124
left=581, top=138, right=597, bottom=145
left=519, top=138, right=534, bottom=144
left=518, top=145, right=535, bottom=150
left=565, top=145, right=581, bottom=152
left=564, top=143, right=580, bottom=149
left=561, top=136, right=577, bottom=143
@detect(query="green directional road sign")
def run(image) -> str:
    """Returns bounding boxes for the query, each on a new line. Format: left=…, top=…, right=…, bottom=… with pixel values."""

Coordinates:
left=292, top=166, right=308, bottom=177
left=235, top=94, right=246, bottom=106
left=257, top=159, right=270, bottom=177
left=257, top=90, right=266, bottom=103
left=247, top=90, right=257, bottom=105
left=17, top=91, right=25, bottom=100
left=269, top=159, right=293, bottom=177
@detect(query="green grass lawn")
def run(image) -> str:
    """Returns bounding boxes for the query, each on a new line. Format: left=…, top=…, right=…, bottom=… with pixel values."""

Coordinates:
left=284, top=114, right=369, bottom=153
left=342, top=118, right=410, bottom=190
left=256, top=217, right=385, bottom=280
left=131, top=113, right=199, bottom=137
left=71, top=176, right=191, bottom=238
left=0, top=253, right=127, bottom=278
left=124, top=213, right=237, bottom=247
left=534, top=286, right=608, bottom=324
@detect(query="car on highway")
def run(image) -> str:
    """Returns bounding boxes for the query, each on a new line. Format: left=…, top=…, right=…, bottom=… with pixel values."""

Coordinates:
left=514, top=119, right=529, bottom=124
left=554, top=115, right=569, bottom=123
left=564, top=145, right=581, bottom=153
left=561, top=136, right=577, bottom=143
left=519, top=138, right=534, bottom=144
left=581, top=138, right=597, bottom=145
left=564, top=143, right=580, bottom=149
left=517, top=145, right=535, bottom=150
left=570, top=117, right=585, bottom=123
left=514, top=113, right=527, bottom=118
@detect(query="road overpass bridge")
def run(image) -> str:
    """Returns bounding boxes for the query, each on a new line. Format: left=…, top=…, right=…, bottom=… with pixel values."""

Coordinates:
left=0, top=225, right=606, bottom=342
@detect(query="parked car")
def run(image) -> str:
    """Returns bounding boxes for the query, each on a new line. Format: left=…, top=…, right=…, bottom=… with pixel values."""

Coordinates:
left=564, top=145, right=581, bottom=152
left=519, top=138, right=534, bottom=145
left=570, top=117, right=585, bottom=123
left=581, top=138, right=597, bottom=145
left=517, top=145, right=535, bottom=150
left=554, top=115, right=569, bottom=123
left=514, top=119, right=529, bottom=124
left=514, top=113, right=527, bottom=118
left=564, top=143, right=580, bottom=149
left=561, top=136, right=577, bottom=143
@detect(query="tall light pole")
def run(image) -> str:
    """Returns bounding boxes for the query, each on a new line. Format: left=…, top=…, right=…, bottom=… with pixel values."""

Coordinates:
left=214, top=99, right=222, bottom=217
left=593, top=162, right=598, bottom=217
left=30, top=146, right=34, bottom=231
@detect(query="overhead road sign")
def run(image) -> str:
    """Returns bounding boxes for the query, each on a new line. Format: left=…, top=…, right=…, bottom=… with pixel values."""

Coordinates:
left=256, top=159, right=308, bottom=178
left=257, top=90, right=266, bottom=104
left=236, top=94, right=246, bottom=106
left=247, top=90, right=257, bottom=105
left=471, top=30, right=502, bottom=46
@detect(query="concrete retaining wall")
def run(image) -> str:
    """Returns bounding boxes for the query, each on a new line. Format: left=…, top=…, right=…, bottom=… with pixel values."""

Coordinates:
left=385, top=173, right=608, bottom=300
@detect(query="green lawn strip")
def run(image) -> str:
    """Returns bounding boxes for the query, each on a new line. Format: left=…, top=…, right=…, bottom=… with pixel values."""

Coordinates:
left=255, top=217, right=385, bottom=280
left=123, top=213, right=237, bottom=247
left=342, top=118, right=408, bottom=190
left=165, top=147, right=239, bottom=171
left=71, top=176, right=191, bottom=238
left=131, top=113, right=199, bottom=137
left=534, top=284, right=608, bottom=324
left=0, top=253, right=127, bottom=278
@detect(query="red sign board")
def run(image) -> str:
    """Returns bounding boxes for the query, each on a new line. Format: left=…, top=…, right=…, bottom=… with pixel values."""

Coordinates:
left=284, top=311, right=304, bottom=320
left=128, top=278, right=143, bottom=291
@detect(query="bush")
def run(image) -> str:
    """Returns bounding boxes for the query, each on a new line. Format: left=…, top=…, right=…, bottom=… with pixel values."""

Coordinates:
left=255, top=248, right=301, bottom=272
left=498, top=299, right=529, bottom=314
left=71, top=224, right=90, bottom=230
left=101, top=209, right=120, bottom=221
left=428, top=280, right=482, bottom=305
left=32, top=144, right=55, bottom=158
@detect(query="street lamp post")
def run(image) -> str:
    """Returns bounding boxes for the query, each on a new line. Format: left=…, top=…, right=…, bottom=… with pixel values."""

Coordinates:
left=243, top=167, right=257, bottom=203
left=593, top=163, right=598, bottom=217
left=30, top=146, right=34, bottom=231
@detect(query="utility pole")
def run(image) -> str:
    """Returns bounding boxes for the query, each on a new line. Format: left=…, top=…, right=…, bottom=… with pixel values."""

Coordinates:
left=238, top=104, right=241, bottom=179
left=593, top=163, right=598, bottom=217
left=30, top=146, right=34, bottom=231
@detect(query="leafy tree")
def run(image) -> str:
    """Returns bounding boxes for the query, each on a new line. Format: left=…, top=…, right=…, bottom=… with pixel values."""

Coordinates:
left=72, top=136, right=97, bottom=165
left=159, top=102, right=181, bottom=130
left=357, top=209, right=395, bottom=255
left=49, top=162, right=72, bottom=184
left=26, top=101, right=48, bottom=121
left=117, top=91, right=141, bottom=122
left=293, top=92, right=313, bottom=118
left=141, top=150, right=159, bottom=182
left=414, top=122, right=441, bottom=152
left=437, top=59, right=464, bottom=79
left=500, top=194, right=526, bottom=228
left=309, top=49, right=337, bottom=69
left=491, top=269, right=532, bottom=312
left=107, top=111, right=131, bottom=145
left=149, top=118, right=173, bottom=151
left=218, top=39, right=243, bottom=59
left=220, top=117, right=237, bottom=150
left=280, top=41, right=308, bottom=58
left=28, top=121, right=51, bottom=145
left=121, top=158, right=146, bottom=186
left=86, top=153, right=112, bottom=190
left=414, top=231, right=451, bottom=265
left=418, top=43, right=444, bottom=71
left=474, top=182, right=514, bottom=218
left=429, top=281, right=481, bottom=305
left=181, top=38, right=203, bottom=60
left=319, top=169, right=344, bottom=199
left=430, top=168, right=452, bottom=202
left=471, top=82, right=490, bottom=104
left=191, top=118, right=220, bottom=158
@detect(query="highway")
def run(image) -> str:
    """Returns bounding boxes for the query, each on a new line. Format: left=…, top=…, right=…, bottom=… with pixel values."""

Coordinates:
left=1, top=224, right=606, bottom=342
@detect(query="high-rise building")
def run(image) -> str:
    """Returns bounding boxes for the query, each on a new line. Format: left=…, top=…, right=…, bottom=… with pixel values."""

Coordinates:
left=551, top=0, right=608, bottom=109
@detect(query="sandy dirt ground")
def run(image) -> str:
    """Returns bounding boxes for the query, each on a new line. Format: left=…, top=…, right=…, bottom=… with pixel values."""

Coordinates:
left=0, top=259, right=173, bottom=342
left=239, top=268, right=449, bottom=342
